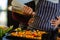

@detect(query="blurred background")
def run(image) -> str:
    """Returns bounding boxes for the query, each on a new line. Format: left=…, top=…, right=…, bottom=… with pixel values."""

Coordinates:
left=0, top=0, right=8, bottom=26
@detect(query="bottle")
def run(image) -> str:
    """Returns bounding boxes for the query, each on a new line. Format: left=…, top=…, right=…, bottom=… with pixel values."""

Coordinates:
left=11, top=0, right=25, bottom=15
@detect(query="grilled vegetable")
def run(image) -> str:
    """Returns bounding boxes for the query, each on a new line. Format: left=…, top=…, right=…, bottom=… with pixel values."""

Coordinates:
left=0, top=25, right=13, bottom=37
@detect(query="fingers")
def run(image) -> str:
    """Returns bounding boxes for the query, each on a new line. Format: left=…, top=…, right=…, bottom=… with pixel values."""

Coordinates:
left=51, top=22, right=58, bottom=27
left=23, top=6, right=33, bottom=15
left=51, top=24, right=57, bottom=27
left=50, top=19, right=58, bottom=27
left=23, top=6, right=36, bottom=16
left=57, top=16, right=60, bottom=20
left=32, top=12, right=36, bottom=17
left=27, top=7, right=33, bottom=15
left=50, top=19, right=57, bottom=23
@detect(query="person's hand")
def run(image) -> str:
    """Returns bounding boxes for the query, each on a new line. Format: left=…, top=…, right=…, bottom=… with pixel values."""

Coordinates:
left=23, top=6, right=35, bottom=16
left=51, top=16, right=60, bottom=27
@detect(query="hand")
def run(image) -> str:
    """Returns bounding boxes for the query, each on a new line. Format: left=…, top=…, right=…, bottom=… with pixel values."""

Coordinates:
left=23, top=6, right=35, bottom=16
left=51, top=16, right=60, bottom=27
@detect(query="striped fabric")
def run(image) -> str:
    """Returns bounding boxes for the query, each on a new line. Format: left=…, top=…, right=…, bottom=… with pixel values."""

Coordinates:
left=33, top=0, right=60, bottom=32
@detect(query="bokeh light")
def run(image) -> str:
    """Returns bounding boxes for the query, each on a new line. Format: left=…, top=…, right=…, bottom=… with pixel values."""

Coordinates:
left=0, top=12, right=7, bottom=26
left=0, top=0, right=8, bottom=10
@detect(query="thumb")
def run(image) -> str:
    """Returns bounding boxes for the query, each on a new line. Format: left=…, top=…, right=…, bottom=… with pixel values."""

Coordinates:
left=32, top=12, right=36, bottom=17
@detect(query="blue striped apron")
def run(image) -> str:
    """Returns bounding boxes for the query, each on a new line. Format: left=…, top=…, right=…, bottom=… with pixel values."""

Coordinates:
left=33, top=0, right=60, bottom=32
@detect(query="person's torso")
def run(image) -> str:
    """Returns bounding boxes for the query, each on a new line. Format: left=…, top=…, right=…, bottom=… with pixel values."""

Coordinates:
left=33, top=0, right=60, bottom=31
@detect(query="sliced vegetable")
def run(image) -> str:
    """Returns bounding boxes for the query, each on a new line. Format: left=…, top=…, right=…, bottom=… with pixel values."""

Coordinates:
left=5, top=25, right=13, bottom=33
